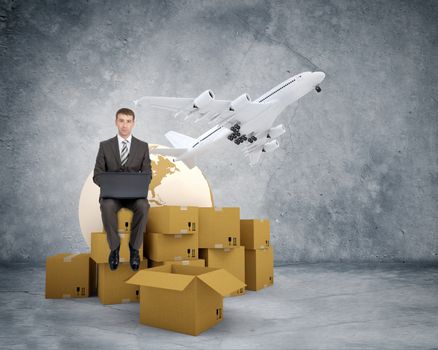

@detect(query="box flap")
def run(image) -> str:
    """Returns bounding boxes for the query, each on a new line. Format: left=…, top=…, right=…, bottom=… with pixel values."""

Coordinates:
left=197, top=269, right=246, bottom=296
left=125, top=270, right=195, bottom=291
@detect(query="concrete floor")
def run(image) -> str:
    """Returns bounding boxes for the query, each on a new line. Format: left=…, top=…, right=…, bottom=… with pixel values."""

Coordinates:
left=1, top=263, right=437, bottom=350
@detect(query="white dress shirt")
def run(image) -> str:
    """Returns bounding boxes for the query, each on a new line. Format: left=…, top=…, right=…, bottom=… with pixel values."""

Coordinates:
left=117, top=134, right=132, bottom=158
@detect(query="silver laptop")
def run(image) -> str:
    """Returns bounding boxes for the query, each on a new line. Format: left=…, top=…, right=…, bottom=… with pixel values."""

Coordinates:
left=98, top=172, right=149, bottom=199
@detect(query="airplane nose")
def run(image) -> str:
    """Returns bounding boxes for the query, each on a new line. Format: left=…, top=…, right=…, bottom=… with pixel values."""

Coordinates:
left=313, top=71, right=326, bottom=83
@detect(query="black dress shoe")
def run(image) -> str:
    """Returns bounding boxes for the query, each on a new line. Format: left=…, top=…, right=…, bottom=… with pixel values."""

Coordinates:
left=129, top=243, right=140, bottom=271
left=108, top=245, right=120, bottom=271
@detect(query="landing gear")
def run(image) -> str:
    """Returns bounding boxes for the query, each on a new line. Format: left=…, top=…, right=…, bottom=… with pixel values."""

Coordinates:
left=228, top=123, right=258, bottom=146
left=234, top=135, right=247, bottom=144
left=230, top=124, right=241, bottom=133
left=315, top=85, right=321, bottom=93
left=248, top=136, right=257, bottom=143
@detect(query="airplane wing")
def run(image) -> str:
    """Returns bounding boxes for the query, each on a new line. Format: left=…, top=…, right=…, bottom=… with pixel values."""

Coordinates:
left=134, top=96, right=193, bottom=112
left=134, top=94, right=271, bottom=127
left=135, top=95, right=230, bottom=117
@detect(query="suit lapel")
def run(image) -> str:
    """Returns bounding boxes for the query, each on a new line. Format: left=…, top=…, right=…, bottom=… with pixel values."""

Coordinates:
left=110, top=136, right=122, bottom=168
left=125, top=136, right=138, bottom=168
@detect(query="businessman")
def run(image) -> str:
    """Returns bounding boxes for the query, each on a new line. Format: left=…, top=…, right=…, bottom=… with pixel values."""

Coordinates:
left=93, top=108, right=152, bottom=271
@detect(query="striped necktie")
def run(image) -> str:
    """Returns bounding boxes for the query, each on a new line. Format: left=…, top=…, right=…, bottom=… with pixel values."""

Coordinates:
left=120, top=140, right=129, bottom=166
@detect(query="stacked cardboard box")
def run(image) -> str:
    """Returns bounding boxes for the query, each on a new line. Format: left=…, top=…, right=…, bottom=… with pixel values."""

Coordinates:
left=45, top=253, right=97, bottom=298
left=197, top=207, right=244, bottom=296
left=198, top=207, right=240, bottom=248
left=145, top=206, right=199, bottom=264
left=199, top=247, right=245, bottom=296
left=241, top=219, right=274, bottom=291
left=97, top=260, right=147, bottom=305
left=117, top=208, right=133, bottom=233
left=91, top=231, right=144, bottom=264
left=90, top=209, right=148, bottom=305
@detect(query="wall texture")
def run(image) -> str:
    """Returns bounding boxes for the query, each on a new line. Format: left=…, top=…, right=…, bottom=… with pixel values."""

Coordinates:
left=0, top=0, right=437, bottom=264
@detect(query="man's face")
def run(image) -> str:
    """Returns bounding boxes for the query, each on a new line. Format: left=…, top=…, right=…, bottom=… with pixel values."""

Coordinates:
left=115, top=113, right=135, bottom=138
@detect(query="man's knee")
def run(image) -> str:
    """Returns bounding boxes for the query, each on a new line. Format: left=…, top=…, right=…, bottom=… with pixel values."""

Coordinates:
left=132, top=199, right=149, bottom=213
left=100, top=198, right=120, bottom=213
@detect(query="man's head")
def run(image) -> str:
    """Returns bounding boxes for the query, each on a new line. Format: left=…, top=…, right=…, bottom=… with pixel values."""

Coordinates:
left=115, top=108, right=135, bottom=139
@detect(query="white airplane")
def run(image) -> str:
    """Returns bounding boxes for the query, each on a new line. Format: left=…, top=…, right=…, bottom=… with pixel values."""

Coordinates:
left=134, top=71, right=326, bottom=168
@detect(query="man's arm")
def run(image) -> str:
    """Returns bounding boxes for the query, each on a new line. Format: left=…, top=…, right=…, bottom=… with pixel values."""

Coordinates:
left=93, top=142, right=106, bottom=187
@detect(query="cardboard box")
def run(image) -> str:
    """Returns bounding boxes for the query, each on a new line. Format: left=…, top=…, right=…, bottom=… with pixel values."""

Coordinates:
left=245, top=246, right=274, bottom=291
left=117, top=208, right=133, bottom=233
left=199, top=246, right=245, bottom=296
left=198, top=207, right=240, bottom=248
left=146, top=206, right=198, bottom=234
left=145, top=232, right=198, bottom=261
left=98, top=260, right=148, bottom=305
left=126, top=265, right=245, bottom=335
left=45, top=253, right=96, bottom=299
left=200, top=247, right=246, bottom=297
left=149, top=259, right=205, bottom=268
left=91, top=232, right=144, bottom=264
left=240, top=219, right=270, bottom=250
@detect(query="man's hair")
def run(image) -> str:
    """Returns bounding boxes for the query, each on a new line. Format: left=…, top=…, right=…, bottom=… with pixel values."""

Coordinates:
left=115, top=108, right=135, bottom=120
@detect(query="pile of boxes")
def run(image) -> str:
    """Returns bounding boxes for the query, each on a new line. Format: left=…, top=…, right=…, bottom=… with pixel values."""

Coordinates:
left=45, top=206, right=274, bottom=335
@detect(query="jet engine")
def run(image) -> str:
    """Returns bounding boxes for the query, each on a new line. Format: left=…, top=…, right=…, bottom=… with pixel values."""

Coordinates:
left=193, top=90, right=215, bottom=109
left=262, top=140, right=280, bottom=153
left=267, top=124, right=286, bottom=139
left=229, top=93, right=251, bottom=112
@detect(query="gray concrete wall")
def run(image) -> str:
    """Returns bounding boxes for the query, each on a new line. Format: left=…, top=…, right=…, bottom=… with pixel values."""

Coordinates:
left=0, top=0, right=437, bottom=263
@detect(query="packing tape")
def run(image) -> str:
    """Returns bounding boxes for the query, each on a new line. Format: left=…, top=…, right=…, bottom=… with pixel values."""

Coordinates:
left=120, top=258, right=127, bottom=262
left=121, top=298, right=130, bottom=304
left=260, top=245, right=265, bottom=249
left=62, top=294, right=71, bottom=298
left=181, top=260, right=189, bottom=265
left=214, top=207, right=223, bottom=212
left=174, top=256, right=182, bottom=261
left=180, top=206, right=188, bottom=211
left=180, top=229, right=188, bottom=234
left=214, top=244, right=223, bottom=248
left=174, top=234, right=182, bottom=239
left=63, top=253, right=79, bottom=263
left=224, top=248, right=231, bottom=252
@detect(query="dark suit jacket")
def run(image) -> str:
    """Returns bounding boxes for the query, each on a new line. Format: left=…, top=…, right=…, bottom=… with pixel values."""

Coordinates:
left=93, top=135, right=152, bottom=188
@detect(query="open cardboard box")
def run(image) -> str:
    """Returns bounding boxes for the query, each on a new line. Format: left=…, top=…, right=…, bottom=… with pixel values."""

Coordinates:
left=126, top=264, right=245, bottom=335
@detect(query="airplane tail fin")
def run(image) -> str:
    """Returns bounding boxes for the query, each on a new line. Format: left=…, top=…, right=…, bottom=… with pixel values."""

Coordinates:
left=150, top=147, right=197, bottom=169
left=152, top=131, right=198, bottom=169
left=165, top=131, right=196, bottom=148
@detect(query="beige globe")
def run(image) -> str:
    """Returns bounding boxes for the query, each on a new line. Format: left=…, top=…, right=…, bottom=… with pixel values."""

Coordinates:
left=78, top=145, right=214, bottom=247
